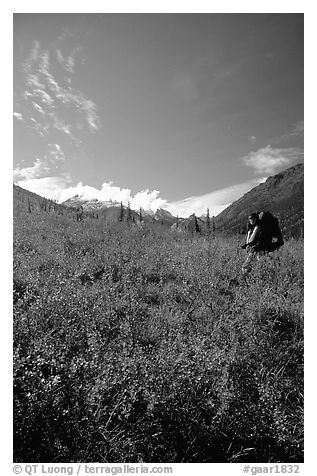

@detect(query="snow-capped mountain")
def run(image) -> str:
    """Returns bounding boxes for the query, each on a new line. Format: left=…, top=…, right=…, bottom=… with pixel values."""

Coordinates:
left=62, top=195, right=121, bottom=211
left=62, top=196, right=178, bottom=223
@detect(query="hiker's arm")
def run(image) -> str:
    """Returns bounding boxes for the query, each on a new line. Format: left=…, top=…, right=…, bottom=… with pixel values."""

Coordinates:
left=247, top=226, right=261, bottom=248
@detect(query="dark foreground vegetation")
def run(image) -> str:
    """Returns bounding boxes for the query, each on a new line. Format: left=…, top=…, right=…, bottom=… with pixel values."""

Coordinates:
left=13, top=198, right=304, bottom=463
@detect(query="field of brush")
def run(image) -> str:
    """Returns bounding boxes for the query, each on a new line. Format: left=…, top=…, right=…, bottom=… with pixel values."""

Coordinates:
left=13, top=204, right=304, bottom=463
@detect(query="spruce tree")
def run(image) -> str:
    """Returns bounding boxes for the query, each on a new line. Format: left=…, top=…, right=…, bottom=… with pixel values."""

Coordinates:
left=119, top=201, right=124, bottom=221
left=212, top=216, right=216, bottom=235
left=194, top=214, right=200, bottom=233
left=206, top=208, right=211, bottom=235
left=127, top=201, right=132, bottom=222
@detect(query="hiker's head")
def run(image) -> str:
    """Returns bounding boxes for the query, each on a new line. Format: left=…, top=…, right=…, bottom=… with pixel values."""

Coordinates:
left=248, top=213, right=258, bottom=225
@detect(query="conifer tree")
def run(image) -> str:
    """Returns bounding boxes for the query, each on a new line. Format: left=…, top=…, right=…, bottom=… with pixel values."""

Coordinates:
left=212, top=216, right=216, bottom=234
left=127, top=201, right=132, bottom=222
left=206, top=208, right=211, bottom=235
left=119, top=201, right=124, bottom=221
left=194, top=214, right=200, bottom=233
left=139, top=207, right=143, bottom=222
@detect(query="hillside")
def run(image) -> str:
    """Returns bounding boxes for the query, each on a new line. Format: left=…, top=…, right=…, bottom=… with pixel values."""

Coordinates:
left=13, top=184, right=73, bottom=216
left=214, top=163, right=304, bottom=238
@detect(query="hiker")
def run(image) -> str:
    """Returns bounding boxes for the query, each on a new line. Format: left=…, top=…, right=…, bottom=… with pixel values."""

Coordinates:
left=240, top=211, right=284, bottom=274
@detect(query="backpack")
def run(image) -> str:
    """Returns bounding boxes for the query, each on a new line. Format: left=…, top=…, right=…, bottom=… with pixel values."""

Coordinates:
left=257, top=211, right=284, bottom=251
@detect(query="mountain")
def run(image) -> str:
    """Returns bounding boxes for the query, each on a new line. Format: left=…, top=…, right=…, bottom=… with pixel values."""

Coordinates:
left=62, top=195, right=138, bottom=222
left=172, top=214, right=205, bottom=233
left=152, top=208, right=177, bottom=225
left=14, top=163, right=304, bottom=237
left=214, top=163, right=304, bottom=238
left=61, top=196, right=177, bottom=225
left=62, top=195, right=120, bottom=211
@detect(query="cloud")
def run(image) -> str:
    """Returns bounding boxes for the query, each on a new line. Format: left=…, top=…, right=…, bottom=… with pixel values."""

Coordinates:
left=22, top=40, right=40, bottom=73
left=14, top=176, right=167, bottom=212
left=80, top=98, right=101, bottom=132
left=48, top=112, right=80, bottom=143
left=15, top=176, right=72, bottom=202
left=32, top=102, right=45, bottom=116
left=13, top=112, right=24, bottom=121
left=57, top=182, right=167, bottom=212
left=56, top=28, right=74, bottom=44
left=16, top=40, right=101, bottom=143
left=13, top=140, right=66, bottom=187
left=275, top=120, right=304, bottom=146
left=13, top=158, right=51, bottom=182
left=242, top=145, right=302, bottom=175
left=248, top=135, right=256, bottom=143
left=165, top=178, right=266, bottom=218
left=131, top=189, right=167, bottom=211
left=290, top=120, right=304, bottom=137
left=56, top=46, right=82, bottom=74
left=48, top=143, right=65, bottom=163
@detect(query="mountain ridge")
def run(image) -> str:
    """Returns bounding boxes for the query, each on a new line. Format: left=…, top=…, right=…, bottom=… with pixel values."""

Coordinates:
left=214, top=163, right=304, bottom=237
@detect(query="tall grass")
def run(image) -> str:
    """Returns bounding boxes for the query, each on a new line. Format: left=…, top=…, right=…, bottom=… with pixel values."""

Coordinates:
left=13, top=207, right=304, bottom=463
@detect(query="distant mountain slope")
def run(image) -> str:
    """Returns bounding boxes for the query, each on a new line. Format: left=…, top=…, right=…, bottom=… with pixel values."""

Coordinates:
left=214, top=163, right=304, bottom=237
left=62, top=195, right=120, bottom=211
left=13, top=184, right=71, bottom=216
left=62, top=195, right=177, bottom=225
left=172, top=214, right=205, bottom=233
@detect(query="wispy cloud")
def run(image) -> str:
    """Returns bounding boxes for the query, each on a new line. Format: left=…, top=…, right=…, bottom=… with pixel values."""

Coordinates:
left=289, top=120, right=304, bottom=137
left=48, top=143, right=65, bottom=163
left=13, top=112, right=24, bottom=121
left=274, top=119, right=304, bottom=147
left=56, top=46, right=82, bottom=74
left=13, top=158, right=51, bottom=182
left=22, top=40, right=40, bottom=73
left=165, top=178, right=266, bottom=217
left=56, top=28, right=74, bottom=44
left=15, top=38, right=101, bottom=143
left=242, top=145, right=302, bottom=175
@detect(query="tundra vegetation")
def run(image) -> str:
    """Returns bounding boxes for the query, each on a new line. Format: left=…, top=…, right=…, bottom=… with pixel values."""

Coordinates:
left=13, top=188, right=304, bottom=463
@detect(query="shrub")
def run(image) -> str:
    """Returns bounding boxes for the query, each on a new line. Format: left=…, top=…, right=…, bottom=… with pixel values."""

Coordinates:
left=13, top=209, right=304, bottom=462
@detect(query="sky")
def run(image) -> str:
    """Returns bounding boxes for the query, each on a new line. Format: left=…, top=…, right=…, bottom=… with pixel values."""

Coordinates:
left=13, top=13, right=304, bottom=217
